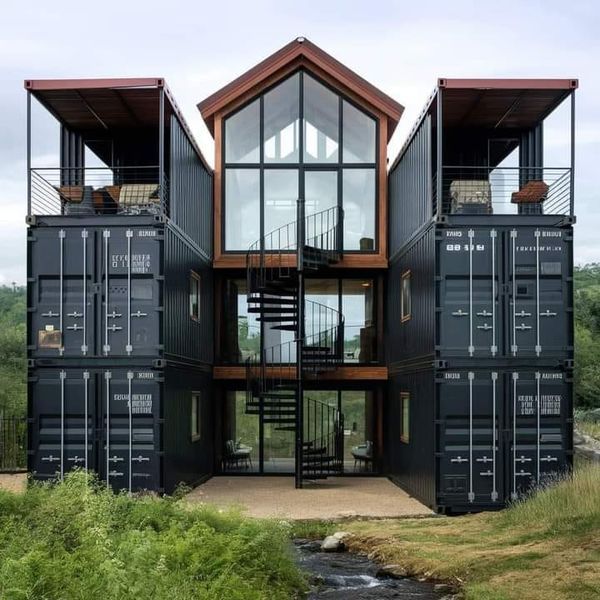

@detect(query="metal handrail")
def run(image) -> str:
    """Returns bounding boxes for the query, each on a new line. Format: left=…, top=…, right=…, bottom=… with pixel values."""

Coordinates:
left=433, top=165, right=572, bottom=216
left=29, top=166, right=169, bottom=217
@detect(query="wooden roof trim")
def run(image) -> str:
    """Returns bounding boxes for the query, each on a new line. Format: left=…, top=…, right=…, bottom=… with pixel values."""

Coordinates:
left=197, top=38, right=404, bottom=138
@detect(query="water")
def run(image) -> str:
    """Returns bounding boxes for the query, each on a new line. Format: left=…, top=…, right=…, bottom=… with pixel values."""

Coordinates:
left=294, top=539, right=445, bottom=599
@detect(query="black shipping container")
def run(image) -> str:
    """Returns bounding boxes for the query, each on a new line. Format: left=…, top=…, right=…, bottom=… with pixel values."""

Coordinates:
left=386, top=366, right=572, bottom=513
left=28, top=217, right=213, bottom=366
left=387, top=218, right=573, bottom=367
left=28, top=365, right=213, bottom=493
left=436, top=368, right=572, bottom=511
left=436, top=221, right=573, bottom=361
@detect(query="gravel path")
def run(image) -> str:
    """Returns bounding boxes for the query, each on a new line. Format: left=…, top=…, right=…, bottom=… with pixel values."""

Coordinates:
left=186, top=476, right=432, bottom=520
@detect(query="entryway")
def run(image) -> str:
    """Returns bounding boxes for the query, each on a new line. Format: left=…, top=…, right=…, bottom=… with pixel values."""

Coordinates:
left=187, top=476, right=431, bottom=519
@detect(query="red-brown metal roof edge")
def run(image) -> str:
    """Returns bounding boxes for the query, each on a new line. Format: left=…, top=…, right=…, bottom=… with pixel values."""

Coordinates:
left=197, top=37, right=404, bottom=140
left=24, top=77, right=165, bottom=90
left=438, top=77, right=578, bottom=90
left=24, top=77, right=212, bottom=173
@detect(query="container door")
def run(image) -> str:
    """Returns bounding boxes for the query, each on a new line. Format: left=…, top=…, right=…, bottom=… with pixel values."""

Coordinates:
left=507, top=370, right=571, bottom=500
left=437, top=371, right=502, bottom=506
left=437, top=228, right=500, bottom=357
left=29, top=368, right=95, bottom=482
left=99, top=227, right=162, bottom=357
left=508, top=228, right=570, bottom=358
left=29, top=227, right=95, bottom=357
left=99, top=369, right=162, bottom=492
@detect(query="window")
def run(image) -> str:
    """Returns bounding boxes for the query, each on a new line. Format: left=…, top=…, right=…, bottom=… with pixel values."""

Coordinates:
left=225, top=169, right=260, bottom=251
left=400, top=392, right=410, bottom=443
left=191, top=392, right=202, bottom=441
left=222, top=71, right=378, bottom=252
left=190, top=272, right=201, bottom=321
left=225, top=99, right=260, bottom=163
left=401, top=270, right=411, bottom=322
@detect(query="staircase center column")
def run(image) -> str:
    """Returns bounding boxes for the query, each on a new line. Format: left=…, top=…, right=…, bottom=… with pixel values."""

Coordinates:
left=295, top=196, right=305, bottom=489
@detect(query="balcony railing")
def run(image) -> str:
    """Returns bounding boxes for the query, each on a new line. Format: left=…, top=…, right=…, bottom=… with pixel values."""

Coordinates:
left=29, top=166, right=169, bottom=218
left=433, top=166, right=572, bottom=217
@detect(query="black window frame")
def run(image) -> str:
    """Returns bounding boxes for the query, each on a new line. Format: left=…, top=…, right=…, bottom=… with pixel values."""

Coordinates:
left=400, top=391, right=410, bottom=444
left=401, top=269, right=412, bottom=323
left=190, top=271, right=201, bottom=322
left=191, top=391, right=202, bottom=442
left=221, top=68, right=380, bottom=254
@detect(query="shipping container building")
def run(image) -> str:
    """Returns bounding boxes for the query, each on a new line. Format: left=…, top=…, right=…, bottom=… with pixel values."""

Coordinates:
left=25, top=79, right=214, bottom=492
left=23, top=41, right=577, bottom=513
left=385, top=79, right=577, bottom=512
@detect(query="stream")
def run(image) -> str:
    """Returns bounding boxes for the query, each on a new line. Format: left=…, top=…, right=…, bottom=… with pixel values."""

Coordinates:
left=294, top=539, right=446, bottom=599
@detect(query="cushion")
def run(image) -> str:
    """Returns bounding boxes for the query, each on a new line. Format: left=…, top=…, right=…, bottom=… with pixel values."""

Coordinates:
left=119, top=183, right=160, bottom=206
left=450, top=180, right=491, bottom=207
left=511, top=180, right=549, bottom=204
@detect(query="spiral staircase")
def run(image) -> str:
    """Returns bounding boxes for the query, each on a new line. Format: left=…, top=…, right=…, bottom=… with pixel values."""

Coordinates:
left=245, top=200, right=345, bottom=487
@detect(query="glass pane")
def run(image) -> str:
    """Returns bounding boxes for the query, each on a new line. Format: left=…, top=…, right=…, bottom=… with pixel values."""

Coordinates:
left=303, top=75, right=339, bottom=163
left=225, top=99, right=260, bottom=163
left=225, top=169, right=260, bottom=251
left=224, top=392, right=259, bottom=472
left=263, top=421, right=295, bottom=473
left=342, top=279, right=375, bottom=363
left=264, top=74, right=300, bottom=163
left=264, top=169, right=298, bottom=243
left=343, top=101, right=376, bottom=163
left=305, top=170, right=337, bottom=216
left=305, top=279, right=339, bottom=344
left=223, top=279, right=260, bottom=363
left=343, top=391, right=375, bottom=473
left=191, top=396, right=198, bottom=437
left=343, top=169, right=376, bottom=250
left=305, top=171, right=338, bottom=246
left=189, top=276, right=199, bottom=319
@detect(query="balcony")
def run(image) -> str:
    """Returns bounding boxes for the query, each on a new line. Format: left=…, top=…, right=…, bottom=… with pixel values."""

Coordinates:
left=29, top=167, right=168, bottom=218
left=434, top=166, right=572, bottom=217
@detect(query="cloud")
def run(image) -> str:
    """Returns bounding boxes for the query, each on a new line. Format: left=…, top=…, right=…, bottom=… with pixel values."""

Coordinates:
left=1, top=0, right=599, bottom=284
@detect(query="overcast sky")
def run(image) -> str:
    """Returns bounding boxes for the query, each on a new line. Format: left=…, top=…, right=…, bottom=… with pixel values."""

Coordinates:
left=1, top=0, right=598, bottom=284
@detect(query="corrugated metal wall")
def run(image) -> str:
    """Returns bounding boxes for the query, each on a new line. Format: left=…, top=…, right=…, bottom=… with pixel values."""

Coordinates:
left=169, top=115, right=213, bottom=258
left=386, top=369, right=436, bottom=508
left=388, top=114, right=432, bottom=259
left=386, top=226, right=436, bottom=366
left=163, top=366, right=213, bottom=492
left=164, top=225, right=213, bottom=366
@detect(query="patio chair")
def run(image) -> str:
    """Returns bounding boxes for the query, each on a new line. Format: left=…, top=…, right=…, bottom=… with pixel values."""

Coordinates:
left=223, top=439, right=252, bottom=470
left=351, top=440, right=373, bottom=472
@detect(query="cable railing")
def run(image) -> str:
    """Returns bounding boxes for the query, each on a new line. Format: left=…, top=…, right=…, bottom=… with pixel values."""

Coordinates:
left=29, top=166, right=169, bottom=217
left=433, top=166, right=572, bottom=217
left=302, top=396, right=343, bottom=479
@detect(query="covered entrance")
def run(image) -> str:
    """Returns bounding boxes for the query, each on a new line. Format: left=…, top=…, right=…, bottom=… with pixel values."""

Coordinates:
left=221, top=389, right=377, bottom=475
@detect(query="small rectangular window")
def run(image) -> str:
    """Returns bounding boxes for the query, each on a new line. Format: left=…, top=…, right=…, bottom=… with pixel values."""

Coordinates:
left=401, top=270, right=411, bottom=323
left=400, top=392, right=410, bottom=443
left=190, top=272, right=201, bottom=321
left=191, top=392, right=202, bottom=441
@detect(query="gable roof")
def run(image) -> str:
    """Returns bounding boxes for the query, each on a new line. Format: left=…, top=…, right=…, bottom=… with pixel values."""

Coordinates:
left=197, top=37, right=404, bottom=140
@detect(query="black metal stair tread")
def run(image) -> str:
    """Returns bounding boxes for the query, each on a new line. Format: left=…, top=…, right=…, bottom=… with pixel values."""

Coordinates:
left=270, top=325, right=298, bottom=331
left=258, top=315, right=297, bottom=322
left=247, top=297, right=297, bottom=305
left=263, top=418, right=297, bottom=424
left=247, top=306, right=298, bottom=314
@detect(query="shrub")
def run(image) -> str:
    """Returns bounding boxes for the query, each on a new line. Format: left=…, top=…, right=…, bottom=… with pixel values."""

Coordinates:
left=0, top=472, right=306, bottom=600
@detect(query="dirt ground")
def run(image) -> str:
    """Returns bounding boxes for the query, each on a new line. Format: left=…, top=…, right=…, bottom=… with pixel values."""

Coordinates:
left=0, top=473, right=26, bottom=494
left=186, top=476, right=432, bottom=520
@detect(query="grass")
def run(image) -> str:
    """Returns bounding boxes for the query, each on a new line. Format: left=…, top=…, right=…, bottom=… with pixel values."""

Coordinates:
left=0, top=471, right=306, bottom=600
left=576, top=412, right=600, bottom=441
left=337, top=463, right=600, bottom=600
